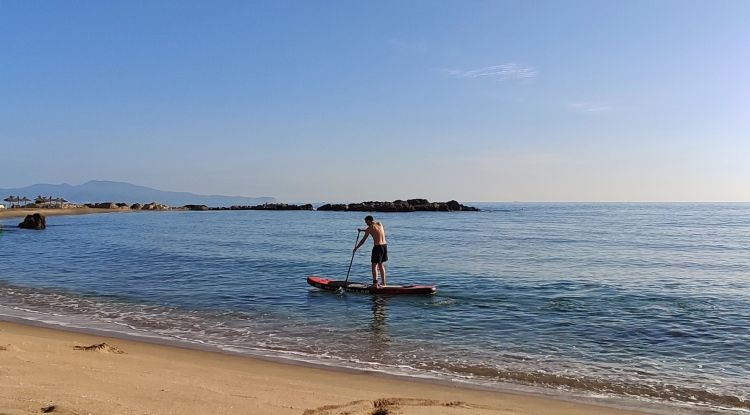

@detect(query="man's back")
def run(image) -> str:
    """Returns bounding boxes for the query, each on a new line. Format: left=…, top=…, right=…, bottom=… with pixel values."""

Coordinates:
left=369, top=221, right=387, bottom=245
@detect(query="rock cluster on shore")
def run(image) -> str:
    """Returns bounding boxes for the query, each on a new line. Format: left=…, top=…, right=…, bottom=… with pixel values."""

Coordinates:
left=84, top=202, right=170, bottom=210
left=318, top=199, right=479, bottom=212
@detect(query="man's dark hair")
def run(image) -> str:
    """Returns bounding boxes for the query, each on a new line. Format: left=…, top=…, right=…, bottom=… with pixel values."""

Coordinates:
left=364, top=215, right=374, bottom=222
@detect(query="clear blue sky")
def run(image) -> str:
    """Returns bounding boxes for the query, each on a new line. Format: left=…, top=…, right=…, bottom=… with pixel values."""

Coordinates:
left=1, top=1, right=748, bottom=202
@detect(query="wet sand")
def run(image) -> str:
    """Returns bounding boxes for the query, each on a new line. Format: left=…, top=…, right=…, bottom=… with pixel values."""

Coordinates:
left=0, top=321, right=657, bottom=415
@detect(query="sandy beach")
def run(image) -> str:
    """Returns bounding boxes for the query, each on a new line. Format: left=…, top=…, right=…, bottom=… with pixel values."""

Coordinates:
left=0, top=207, right=130, bottom=220
left=0, top=321, right=657, bottom=415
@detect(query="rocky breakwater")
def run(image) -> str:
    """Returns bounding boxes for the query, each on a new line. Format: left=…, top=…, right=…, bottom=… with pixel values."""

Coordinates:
left=247, top=203, right=313, bottom=211
left=181, top=204, right=209, bottom=211
left=18, top=213, right=46, bottom=229
left=208, top=203, right=314, bottom=211
left=318, top=199, right=479, bottom=212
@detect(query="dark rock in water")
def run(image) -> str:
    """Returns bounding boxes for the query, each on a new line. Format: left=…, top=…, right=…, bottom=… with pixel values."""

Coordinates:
left=456, top=202, right=481, bottom=212
left=317, top=200, right=479, bottom=212
left=183, top=204, right=209, bottom=211
left=130, top=203, right=143, bottom=210
left=317, top=203, right=349, bottom=211
left=18, top=213, right=46, bottom=229
left=446, top=200, right=461, bottom=211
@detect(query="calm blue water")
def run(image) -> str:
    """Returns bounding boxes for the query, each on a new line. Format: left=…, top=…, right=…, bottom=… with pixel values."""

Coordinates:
left=1, top=204, right=749, bottom=413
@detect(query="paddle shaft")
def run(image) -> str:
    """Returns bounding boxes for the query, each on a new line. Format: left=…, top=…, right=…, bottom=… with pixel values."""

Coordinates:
left=343, top=230, right=362, bottom=286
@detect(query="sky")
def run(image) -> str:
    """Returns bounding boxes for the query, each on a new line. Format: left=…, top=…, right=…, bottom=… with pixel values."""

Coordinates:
left=1, top=0, right=748, bottom=202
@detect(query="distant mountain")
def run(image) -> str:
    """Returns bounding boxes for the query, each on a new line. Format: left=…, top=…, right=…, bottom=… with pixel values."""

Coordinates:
left=0, top=180, right=276, bottom=207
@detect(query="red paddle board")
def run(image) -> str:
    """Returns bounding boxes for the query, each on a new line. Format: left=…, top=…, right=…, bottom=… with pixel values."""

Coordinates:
left=307, top=275, right=436, bottom=295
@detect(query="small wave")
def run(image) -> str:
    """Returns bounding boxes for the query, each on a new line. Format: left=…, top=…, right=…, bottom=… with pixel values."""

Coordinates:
left=431, top=363, right=750, bottom=411
left=425, top=298, right=457, bottom=307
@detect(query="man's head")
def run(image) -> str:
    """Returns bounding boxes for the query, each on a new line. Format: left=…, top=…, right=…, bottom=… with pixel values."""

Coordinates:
left=364, top=215, right=374, bottom=225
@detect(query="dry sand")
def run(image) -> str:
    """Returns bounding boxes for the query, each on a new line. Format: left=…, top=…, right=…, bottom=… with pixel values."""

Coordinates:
left=0, top=321, right=657, bottom=415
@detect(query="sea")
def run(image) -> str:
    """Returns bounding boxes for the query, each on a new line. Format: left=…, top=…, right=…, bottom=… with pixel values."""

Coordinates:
left=1, top=203, right=748, bottom=414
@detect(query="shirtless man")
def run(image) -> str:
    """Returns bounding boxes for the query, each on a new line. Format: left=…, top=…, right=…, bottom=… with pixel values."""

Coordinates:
left=353, top=215, right=388, bottom=287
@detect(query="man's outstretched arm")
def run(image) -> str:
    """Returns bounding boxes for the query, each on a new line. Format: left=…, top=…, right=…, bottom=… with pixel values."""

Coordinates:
left=354, top=231, right=369, bottom=252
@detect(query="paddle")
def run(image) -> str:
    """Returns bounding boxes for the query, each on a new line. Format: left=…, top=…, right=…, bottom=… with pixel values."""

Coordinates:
left=337, top=230, right=362, bottom=294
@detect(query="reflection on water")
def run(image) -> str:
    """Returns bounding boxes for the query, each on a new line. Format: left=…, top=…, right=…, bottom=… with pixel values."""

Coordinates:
left=369, top=296, right=389, bottom=351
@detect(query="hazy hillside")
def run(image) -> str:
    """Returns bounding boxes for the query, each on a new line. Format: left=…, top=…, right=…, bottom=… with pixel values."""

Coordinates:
left=0, top=180, right=275, bottom=207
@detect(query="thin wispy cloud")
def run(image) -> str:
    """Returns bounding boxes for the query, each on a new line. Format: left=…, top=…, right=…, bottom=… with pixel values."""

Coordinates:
left=569, top=102, right=611, bottom=113
left=441, top=63, right=538, bottom=82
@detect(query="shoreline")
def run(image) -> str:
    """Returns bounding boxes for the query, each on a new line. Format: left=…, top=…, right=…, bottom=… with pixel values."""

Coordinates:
left=0, top=207, right=132, bottom=220
left=0, top=318, right=664, bottom=415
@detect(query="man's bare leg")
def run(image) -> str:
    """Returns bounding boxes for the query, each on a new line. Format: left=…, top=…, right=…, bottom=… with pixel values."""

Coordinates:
left=377, top=263, right=386, bottom=286
left=371, top=263, right=379, bottom=287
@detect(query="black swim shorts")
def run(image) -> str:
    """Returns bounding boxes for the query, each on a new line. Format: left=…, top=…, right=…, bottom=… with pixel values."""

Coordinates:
left=371, top=244, right=388, bottom=264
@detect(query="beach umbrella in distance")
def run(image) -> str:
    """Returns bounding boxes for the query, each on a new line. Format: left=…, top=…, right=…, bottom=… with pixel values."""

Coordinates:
left=21, top=196, right=31, bottom=207
left=3, top=196, right=15, bottom=208
left=35, top=195, right=46, bottom=204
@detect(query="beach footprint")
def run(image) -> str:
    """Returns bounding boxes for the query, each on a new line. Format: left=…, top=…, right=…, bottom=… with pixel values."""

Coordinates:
left=0, top=343, right=24, bottom=352
left=38, top=403, right=80, bottom=415
left=303, top=397, right=488, bottom=415
left=72, top=342, right=125, bottom=354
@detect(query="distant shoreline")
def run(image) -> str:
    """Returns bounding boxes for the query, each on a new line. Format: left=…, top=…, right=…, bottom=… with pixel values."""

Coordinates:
left=0, top=199, right=480, bottom=218
left=0, top=207, right=135, bottom=220
left=0, top=205, right=477, bottom=221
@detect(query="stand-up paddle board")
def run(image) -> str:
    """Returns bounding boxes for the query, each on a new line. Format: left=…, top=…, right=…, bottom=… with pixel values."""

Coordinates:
left=307, top=275, right=436, bottom=295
